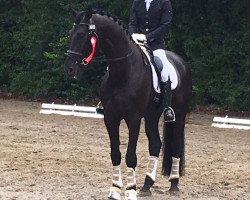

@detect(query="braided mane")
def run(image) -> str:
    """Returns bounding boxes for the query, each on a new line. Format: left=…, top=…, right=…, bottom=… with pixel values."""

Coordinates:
left=75, top=9, right=130, bottom=36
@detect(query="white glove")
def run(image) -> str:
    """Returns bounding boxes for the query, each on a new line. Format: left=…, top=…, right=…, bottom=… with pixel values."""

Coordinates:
left=131, top=33, right=147, bottom=44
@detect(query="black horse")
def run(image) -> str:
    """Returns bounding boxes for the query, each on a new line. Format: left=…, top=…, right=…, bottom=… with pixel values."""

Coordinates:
left=64, top=8, right=192, bottom=200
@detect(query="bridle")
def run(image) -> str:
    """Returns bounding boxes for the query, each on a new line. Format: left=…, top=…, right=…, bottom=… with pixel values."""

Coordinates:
left=65, top=20, right=133, bottom=65
left=65, top=22, right=98, bottom=65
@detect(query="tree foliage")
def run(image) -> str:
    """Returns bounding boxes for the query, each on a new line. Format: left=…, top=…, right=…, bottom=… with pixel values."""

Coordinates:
left=169, top=0, right=250, bottom=110
left=0, top=0, right=249, bottom=110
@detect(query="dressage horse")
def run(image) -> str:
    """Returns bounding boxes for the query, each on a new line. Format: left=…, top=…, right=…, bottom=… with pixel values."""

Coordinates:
left=64, top=8, right=192, bottom=200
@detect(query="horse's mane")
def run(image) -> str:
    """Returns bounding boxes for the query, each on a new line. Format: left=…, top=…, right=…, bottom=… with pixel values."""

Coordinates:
left=75, top=9, right=130, bottom=37
left=95, top=9, right=129, bottom=35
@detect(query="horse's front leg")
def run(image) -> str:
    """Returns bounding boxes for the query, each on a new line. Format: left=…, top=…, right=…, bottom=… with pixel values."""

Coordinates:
left=105, top=117, right=123, bottom=200
left=124, top=117, right=141, bottom=200
left=139, top=109, right=162, bottom=196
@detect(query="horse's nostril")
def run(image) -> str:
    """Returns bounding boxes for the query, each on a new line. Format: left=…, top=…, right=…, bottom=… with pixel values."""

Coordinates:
left=69, top=67, right=73, bottom=73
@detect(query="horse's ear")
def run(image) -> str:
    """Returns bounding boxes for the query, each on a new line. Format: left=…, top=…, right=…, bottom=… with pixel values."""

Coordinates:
left=67, top=5, right=78, bottom=18
left=85, top=6, right=93, bottom=20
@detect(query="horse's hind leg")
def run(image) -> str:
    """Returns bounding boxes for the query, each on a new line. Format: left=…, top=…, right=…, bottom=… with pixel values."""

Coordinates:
left=104, top=117, right=123, bottom=200
left=140, top=108, right=162, bottom=196
left=163, top=107, right=186, bottom=194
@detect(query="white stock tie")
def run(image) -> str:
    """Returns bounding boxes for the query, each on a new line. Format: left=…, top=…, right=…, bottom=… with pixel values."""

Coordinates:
left=145, top=0, right=153, bottom=11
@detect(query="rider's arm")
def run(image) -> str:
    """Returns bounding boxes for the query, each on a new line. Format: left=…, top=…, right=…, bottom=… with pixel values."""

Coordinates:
left=146, top=0, right=173, bottom=43
left=128, top=1, right=138, bottom=35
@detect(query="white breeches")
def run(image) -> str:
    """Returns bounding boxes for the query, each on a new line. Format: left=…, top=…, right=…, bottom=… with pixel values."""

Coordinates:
left=153, top=49, right=178, bottom=90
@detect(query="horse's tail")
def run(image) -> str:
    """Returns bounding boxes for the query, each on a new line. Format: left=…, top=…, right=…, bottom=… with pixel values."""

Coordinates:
left=161, top=122, right=185, bottom=176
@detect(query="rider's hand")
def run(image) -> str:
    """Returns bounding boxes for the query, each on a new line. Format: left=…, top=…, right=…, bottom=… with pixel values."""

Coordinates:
left=131, top=33, right=147, bottom=44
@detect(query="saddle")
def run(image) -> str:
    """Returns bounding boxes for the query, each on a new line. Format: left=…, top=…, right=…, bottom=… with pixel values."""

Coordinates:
left=137, top=43, right=163, bottom=93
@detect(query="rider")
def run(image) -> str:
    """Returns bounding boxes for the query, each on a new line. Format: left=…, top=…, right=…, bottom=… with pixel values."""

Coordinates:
left=128, top=0, right=175, bottom=122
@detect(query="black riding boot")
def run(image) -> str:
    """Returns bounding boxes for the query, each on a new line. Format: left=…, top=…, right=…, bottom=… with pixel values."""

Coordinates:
left=161, top=80, right=175, bottom=122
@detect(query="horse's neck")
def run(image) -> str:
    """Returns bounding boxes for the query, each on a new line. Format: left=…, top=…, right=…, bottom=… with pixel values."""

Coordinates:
left=93, top=15, right=133, bottom=84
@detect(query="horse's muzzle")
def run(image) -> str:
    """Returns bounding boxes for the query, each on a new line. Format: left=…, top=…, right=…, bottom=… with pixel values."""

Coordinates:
left=64, top=58, right=78, bottom=78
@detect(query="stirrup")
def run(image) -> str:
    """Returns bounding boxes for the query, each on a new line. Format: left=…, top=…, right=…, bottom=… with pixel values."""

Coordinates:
left=96, top=101, right=104, bottom=115
left=164, top=107, right=175, bottom=122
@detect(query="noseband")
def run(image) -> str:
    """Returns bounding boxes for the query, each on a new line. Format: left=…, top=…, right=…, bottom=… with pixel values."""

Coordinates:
left=65, top=20, right=133, bottom=65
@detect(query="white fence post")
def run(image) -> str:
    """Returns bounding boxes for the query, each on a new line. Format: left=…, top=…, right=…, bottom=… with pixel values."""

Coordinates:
left=212, top=116, right=250, bottom=130
left=40, top=103, right=104, bottom=119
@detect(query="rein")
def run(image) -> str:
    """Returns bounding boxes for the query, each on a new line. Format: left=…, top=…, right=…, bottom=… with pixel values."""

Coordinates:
left=92, top=50, right=133, bottom=63
left=66, top=48, right=133, bottom=64
left=66, top=21, right=133, bottom=65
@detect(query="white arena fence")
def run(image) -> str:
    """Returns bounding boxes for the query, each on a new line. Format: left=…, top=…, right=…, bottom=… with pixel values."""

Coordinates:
left=212, top=116, right=250, bottom=130
left=40, top=103, right=104, bottom=119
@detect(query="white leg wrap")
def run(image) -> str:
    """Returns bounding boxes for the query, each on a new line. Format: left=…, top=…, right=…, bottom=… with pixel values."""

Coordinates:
left=108, top=186, right=122, bottom=200
left=124, top=189, right=137, bottom=200
left=126, top=168, right=136, bottom=189
left=169, top=157, right=180, bottom=180
left=112, top=165, right=123, bottom=188
left=146, top=156, right=159, bottom=182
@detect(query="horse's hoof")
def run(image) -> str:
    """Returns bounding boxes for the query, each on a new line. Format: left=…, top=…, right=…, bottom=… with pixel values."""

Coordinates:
left=124, top=189, right=137, bottom=200
left=108, top=186, right=122, bottom=200
left=138, top=189, right=152, bottom=197
left=169, top=178, right=180, bottom=196
left=169, top=188, right=180, bottom=196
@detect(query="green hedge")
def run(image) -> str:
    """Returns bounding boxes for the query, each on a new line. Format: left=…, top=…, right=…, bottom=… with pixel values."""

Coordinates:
left=0, top=0, right=249, bottom=110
